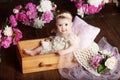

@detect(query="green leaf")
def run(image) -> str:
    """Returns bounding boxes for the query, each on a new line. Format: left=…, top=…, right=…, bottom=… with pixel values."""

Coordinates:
left=97, top=64, right=106, bottom=73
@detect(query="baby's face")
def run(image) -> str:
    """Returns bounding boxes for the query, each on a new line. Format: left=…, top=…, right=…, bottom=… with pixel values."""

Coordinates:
left=56, top=18, right=72, bottom=35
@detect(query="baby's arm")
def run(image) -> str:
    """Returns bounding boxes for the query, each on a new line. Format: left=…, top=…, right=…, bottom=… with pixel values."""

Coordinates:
left=58, top=44, right=77, bottom=55
left=58, top=36, right=79, bottom=55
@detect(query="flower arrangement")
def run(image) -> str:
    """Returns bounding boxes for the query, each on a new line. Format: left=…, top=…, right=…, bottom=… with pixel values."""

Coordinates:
left=70, top=0, right=109, bottom=18
left=33, top=0, right=58, bottom=29
left=0, top=20, right=22, bottom=48
left=0, top=2, right=37, bottom=48
left=12, top=2, right=37, bottom=26
left=91, top=50, right=118, bottom=74
left=12, top=0, right=58, bottom=28
left=0, top=0, right=58, bottom=48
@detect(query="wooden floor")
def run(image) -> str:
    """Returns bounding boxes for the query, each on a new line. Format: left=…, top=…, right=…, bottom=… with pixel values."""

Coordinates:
left=0, top=1, right=120, bottom=80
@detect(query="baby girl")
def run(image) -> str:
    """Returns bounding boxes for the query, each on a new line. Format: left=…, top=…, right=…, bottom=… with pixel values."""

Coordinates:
left=24, top=11, right=80, bottom=56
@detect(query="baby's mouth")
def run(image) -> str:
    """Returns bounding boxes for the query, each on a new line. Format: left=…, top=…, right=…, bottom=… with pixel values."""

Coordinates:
left=62, top=29, right=67, bottom=32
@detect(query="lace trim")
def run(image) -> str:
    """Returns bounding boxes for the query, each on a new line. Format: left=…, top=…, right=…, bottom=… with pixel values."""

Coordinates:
left=74, top=48, right=100, bottom=76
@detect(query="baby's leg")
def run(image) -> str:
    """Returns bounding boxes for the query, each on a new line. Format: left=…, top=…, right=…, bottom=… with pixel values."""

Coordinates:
left=24, top=46, right=43, bottom=56
left=69, top=54, right=78, bottom=67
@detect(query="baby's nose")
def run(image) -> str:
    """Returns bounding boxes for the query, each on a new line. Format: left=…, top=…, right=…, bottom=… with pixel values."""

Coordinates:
left=61, top=26, right=64, bottom=29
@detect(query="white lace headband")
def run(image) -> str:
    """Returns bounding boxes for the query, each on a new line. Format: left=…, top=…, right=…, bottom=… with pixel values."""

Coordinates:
left=56, top=13, right=73, bottom=20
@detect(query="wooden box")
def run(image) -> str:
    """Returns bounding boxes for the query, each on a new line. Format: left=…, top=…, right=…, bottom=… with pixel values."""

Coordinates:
left=17, top=38, right=60, bottom=74
left=17, top=38, right=76, bottom=74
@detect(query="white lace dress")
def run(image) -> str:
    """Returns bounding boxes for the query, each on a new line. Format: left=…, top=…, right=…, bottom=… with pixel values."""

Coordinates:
left=40, top=34, right=79, bottom=54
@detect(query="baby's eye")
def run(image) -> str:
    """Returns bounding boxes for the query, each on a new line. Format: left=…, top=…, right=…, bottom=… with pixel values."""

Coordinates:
left=65, top=24, right=68, bottom=26
left=58, top=24, right=62, bottom=26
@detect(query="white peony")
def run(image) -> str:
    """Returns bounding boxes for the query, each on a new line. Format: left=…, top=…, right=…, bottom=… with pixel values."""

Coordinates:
left=105, top=56, right=117, bottom=70
left=37, top=0, right=52, bottom=12
left=33, top=18, right=46, bottom=29
left=77, top=8, right=84, bottom=18
left=113, top=0, right=119, bottom=6
left=87, top=0, right=103, bottom=7
left=3, top=25, right=13, bottom=36
left=103, top=0, right=109, bottom=3
left=13, top=9, right=19, bottom=14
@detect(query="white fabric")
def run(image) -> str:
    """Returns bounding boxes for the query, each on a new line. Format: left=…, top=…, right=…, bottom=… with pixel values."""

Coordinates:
left=41, top=34, right=79, bottom=54
left=72, top=16, right=100, bottom=49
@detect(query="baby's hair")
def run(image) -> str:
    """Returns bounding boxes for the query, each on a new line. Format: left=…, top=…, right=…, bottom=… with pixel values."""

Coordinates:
left=56, top=10, right=73, bottom=21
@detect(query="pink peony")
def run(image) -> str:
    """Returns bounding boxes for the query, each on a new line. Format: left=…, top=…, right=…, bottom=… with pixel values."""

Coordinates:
left=9, top=15, right=17, bottom=27
left=81, top=4, right=89, bottom=14
left=87, top=6, right=98, bottom=14
left=52, top=4, right=57, bottom=11
left=25, top=2, right=37, bottom=19
left=91, top=55, right=104, bottom=68
left=75, top=3, right=82, bottom=8
left=26, top=11, right=37, bottom=19
left=41, top=11, right=53, bottom=23
left=0, top=36, right=12, bottom=48
left=13, top=28, right=22, bottom=45
left=15, top=11, right=30, bottom=25
left=70, top=0, right=77, bottom=2
left=25, top=2, right=37, bottom=12
left=14, top=5, right=22, bottom=10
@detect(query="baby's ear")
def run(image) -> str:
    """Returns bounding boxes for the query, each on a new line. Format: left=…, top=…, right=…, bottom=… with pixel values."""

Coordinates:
left=70, top=22, right=73, bottom=27
left=51, top=28, right=57, bottom=34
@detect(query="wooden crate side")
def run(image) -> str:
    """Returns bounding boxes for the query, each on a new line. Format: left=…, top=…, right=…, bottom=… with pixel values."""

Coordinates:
left=22, top=63, right=58, bottom=73
left=21, top=53, right=59, bottom=73
left=22, top=53, right=59, bottom=68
